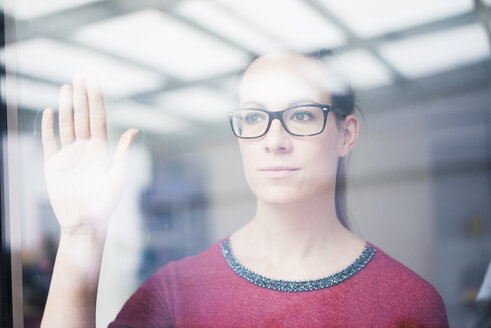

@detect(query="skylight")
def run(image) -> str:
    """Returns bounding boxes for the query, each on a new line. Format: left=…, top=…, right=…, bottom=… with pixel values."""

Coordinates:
left=154, top=86, right=237, bottom=123
left=379, top=23, right=490, bottom=79
left=15, top=0, right=102, bottom=20
left=325, top=50, right=393, bottom=89
left=215, top=0, right=346, bottom=52
left=16, top=78, right=60, bottom=111
left=107, top=101, right=189, bottom=135
left=8, top=38, right=164, bottom=99
left=317, top=0, right=473, bottom=38
left=174, top=0, right=282, bottom=54
left=73, top=9, right=251, bottom=81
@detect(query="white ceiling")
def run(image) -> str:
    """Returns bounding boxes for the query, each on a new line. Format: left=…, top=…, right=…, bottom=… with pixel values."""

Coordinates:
left=379, top=23, right=490, bottom=78
left=316, top=0, right=473, bottom=38
left=5, top=0, right=491, bottom=134
left=14, top=0, right=102, bottom=19
left=74, top=9, right=251, bottom=80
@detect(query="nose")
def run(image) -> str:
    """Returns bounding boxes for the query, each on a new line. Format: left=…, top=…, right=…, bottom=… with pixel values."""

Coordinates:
left=263, top=119, right=293, bottom=153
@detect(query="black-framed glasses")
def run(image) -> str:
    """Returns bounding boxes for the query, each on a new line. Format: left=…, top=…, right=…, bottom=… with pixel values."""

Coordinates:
left=228, top=104, right=346, bottom=139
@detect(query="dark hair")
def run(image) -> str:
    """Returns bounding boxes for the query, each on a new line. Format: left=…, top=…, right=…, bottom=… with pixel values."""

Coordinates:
left=308, top=50, right=357, bottom=229
left=331, top=91, right=356, bottom=229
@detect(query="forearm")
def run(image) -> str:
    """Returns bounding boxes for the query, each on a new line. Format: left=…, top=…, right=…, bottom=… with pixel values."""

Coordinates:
left=41, top=227, right=106, bottom=328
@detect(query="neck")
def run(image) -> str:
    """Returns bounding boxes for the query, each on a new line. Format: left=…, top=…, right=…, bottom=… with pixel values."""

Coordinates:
left=236, top=192, right=350, bottom=262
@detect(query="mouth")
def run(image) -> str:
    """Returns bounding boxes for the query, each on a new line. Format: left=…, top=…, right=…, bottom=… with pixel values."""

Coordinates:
left=258, top=166, right=299, bottom=179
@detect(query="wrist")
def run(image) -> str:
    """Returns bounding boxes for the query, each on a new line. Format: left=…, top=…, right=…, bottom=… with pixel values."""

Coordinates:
left=57, top=226, right=106, bottom=279
left=60, top=224, right=107, bottom=240
left=59, top=225, right=107, bottom=254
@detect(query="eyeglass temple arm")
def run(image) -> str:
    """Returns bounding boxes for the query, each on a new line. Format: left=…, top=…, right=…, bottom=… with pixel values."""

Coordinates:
left=327, top=106, right=348, bottom=117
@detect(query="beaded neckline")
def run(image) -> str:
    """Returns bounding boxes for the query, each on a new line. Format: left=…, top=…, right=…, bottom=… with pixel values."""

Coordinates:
left=220, top=239, right=376, bottom=292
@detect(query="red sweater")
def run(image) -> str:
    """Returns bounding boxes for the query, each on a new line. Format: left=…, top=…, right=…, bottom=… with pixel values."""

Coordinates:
left=109, top=239, right=449, bottom=327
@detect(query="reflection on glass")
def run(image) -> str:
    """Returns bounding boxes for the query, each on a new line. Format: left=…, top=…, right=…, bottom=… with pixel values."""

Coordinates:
left=0, top=1, right=489, bottom=327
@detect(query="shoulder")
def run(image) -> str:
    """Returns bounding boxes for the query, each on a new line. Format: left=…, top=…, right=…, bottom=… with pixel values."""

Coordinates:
left=109, top=239, right=226, bottom=327
left=366, top=244, right=438, bottom=293
left=153, top=238, right=226, bottom=281
left=143, top=238, right=230, bottom=296
left=362, top=243, right=449, bottom=326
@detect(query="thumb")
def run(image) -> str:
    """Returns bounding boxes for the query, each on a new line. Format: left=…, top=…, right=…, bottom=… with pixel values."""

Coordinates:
left=109, top=128, right=138, bottom=184
left=101, top=128, right=138, bottom=222
left=114, top=128, right=138, bottom=165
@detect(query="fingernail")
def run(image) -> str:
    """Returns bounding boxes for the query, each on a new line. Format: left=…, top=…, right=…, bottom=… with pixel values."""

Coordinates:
left=129, top=129, right=138, bottom=144
left=123, top=129, right=135, bottom=147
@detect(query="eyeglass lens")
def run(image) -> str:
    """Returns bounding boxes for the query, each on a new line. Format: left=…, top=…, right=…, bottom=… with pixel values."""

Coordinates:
left=232, top=106, right=325, bottom=138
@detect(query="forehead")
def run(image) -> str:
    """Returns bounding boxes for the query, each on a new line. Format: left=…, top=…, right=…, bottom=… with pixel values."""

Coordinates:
left=239, top=55, right=332, bottom=109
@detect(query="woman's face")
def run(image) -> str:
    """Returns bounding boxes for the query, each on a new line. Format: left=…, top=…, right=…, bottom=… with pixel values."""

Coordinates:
left=238, top=55, right=355, bottom=205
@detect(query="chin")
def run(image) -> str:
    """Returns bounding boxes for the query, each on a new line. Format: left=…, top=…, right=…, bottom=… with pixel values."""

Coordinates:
left=252, top=185, right=308, bottom=205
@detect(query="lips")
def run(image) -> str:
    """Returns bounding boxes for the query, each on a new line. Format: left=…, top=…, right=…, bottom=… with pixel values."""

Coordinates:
left=258, top=166, right=299, bottom=179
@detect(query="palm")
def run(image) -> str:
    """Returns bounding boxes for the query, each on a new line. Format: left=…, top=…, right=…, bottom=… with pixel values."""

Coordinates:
left=45, top=140, right=114, bottom=230
left=42, top=76, right=136, bottom=233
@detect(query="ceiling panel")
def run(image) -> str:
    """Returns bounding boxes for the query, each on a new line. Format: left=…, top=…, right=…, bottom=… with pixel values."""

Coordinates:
left=9, top=0, right=491, bottom=136
left=317, top=0, right=473, bottom=38
left=378, top=23, right=490, bottom=78
left=214, top=75, right=243, bottom=99
left=107, top=101, right=189, bottom=135
left=8, top=38, right=164, bottom=99
left=215, top=0, right=346, bottom=52
left=325, top=50, right=393, bottom=89
left=73, top=9, right=251, bottom=81
left=174, top=0, right=282, bottom=54
left=15, top=0, right=102, bottom=20
left=154, top=86, right=237, bottom=123
left=16, top=77, right=60, bottom=110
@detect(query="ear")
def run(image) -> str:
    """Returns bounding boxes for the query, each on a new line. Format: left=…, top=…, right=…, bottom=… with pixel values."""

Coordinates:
left=337, top=114, right=359, bottom=157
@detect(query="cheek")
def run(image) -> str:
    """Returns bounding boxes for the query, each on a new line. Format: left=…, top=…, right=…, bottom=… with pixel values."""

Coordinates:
left=305, top=146, right=338, bottom=182
left=238, top=142, right=258, bottom=179
left=299, top=136, right=340, bottom=183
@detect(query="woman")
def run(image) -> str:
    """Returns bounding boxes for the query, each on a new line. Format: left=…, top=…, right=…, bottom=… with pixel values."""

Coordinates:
left=40, top=53, right=449, bottom=327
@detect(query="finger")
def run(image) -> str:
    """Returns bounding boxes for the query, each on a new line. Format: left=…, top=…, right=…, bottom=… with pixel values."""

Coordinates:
left=73, top=73, right=90, bottom=140
left=41, top=108, right=59, bottom=159
left=87, top=78, right=108, bottom=143
left=114, top=128, right=138, bottom=164
left=58, top=84, right=75, bottom=146
left=110, top=129, right=138, bottom=185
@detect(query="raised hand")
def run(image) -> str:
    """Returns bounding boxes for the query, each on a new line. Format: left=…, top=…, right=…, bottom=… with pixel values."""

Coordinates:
left=41, top=74, right=137, bottom=236
left=40, top=75, right=137, bottom=328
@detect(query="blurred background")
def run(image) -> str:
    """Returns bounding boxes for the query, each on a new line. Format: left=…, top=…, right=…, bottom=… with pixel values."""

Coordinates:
left=1, top=0, right=491, bottom=327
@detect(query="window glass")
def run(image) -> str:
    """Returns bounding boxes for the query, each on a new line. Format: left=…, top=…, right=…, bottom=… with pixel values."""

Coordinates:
left=1, top=1, right=490, bottom=327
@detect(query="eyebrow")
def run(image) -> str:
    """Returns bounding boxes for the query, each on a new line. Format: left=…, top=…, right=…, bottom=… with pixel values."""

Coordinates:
left=240, top=98, right=320, bottom=109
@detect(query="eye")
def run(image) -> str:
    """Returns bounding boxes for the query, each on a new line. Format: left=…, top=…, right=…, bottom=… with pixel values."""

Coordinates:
left=290, top=111, right=313, bottom=122
left=244, top=112, right=266, bottom=125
